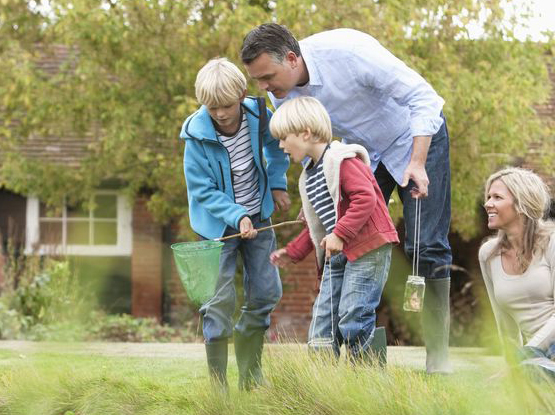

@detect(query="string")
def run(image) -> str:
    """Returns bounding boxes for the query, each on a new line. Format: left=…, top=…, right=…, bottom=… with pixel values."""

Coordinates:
left=308, top=256, right=334, bottom=346
left=412, top=198, right=422, bottom=276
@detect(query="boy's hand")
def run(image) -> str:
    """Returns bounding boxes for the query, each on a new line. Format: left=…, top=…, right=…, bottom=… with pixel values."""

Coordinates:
left=239, top=217, right=258, bottom=239
left=272, top=190, right=291, bottom=211
left=270, top=248, right=293, bottom=267
left=320, top=233, right=344, bottom=258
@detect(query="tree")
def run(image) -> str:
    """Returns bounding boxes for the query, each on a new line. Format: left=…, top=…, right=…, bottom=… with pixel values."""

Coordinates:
left=0, top=0, right=552, bottom=239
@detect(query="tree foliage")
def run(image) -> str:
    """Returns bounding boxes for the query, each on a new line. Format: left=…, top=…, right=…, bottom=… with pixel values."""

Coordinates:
left=0, top=0, right=553, bottom=238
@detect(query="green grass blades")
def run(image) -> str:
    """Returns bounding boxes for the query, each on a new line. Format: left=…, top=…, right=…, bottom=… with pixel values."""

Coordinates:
left=0, top=344, right=554, bottom=414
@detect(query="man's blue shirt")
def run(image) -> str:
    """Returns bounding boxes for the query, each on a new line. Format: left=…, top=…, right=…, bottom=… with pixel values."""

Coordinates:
left=270, top=28, right=445, bottom=184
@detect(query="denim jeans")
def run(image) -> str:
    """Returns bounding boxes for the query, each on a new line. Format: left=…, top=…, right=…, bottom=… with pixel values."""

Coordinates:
left=200, top=215, right=282, bottom=343
left=373, top=113, right=452, bottom=280
left=518, top=343, right=555, bottom=381
left=308, top=244, right=392, bottom=357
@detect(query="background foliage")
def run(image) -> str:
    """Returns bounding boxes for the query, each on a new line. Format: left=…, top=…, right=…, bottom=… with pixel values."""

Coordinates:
left=0, top=0, right=553, bottom=239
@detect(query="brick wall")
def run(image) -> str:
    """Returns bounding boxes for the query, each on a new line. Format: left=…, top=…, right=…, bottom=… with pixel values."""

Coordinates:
left=131, top=197, right=163, bottom=321
left=269, top=254, right=318, bottom=342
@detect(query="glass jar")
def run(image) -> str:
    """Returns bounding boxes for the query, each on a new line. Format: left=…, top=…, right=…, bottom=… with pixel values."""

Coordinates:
left=403, top=275, right=426, bottom=312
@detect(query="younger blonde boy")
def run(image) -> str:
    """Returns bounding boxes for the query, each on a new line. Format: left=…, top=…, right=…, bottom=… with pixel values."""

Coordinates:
left=270, top=96, right=398, bottom=361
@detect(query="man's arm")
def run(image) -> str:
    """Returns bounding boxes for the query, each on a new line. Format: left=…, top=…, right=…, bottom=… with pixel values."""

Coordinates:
left=401, top=135, right=431, bottom=198
left=351, top=35, right=444, bottom=198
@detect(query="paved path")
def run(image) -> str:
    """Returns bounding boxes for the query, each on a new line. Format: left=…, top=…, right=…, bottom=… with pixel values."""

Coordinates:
left=0, top=341, right=502, bottom=371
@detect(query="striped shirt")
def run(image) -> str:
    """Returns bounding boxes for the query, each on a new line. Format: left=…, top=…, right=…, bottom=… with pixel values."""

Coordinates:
left=217, top=111, right=260, bottom=215
left=305, top=147, right=336, bottom=234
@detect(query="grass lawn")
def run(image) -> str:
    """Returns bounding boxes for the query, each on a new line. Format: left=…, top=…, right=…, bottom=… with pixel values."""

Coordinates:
left=0, top=342, right=553, bottom=414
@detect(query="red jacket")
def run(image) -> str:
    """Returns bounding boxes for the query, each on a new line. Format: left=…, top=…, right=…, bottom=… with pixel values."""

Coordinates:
left=285, top=145, right=399, bottom=269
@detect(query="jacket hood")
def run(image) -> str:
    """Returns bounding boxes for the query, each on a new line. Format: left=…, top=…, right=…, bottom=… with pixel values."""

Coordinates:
left=179, top=96, right=262, bottom=142
left=298, top=140, right=371, bottom=267
left=323, top=141, right=370, bottom=201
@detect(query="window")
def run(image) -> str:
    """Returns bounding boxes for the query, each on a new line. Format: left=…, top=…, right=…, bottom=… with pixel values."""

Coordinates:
left=25, top=192, right=132, bottom=256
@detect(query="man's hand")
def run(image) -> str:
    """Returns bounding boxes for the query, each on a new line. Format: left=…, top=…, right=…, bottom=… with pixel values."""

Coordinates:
left=270, top=248, right=293, bottom=267
left=320, top=233, right=344, bottom=258
left=272, top=190, right=291, bottom=211
left=401, top=161, right=429, bottom=199
left=402, top=135, right=431, bottom=199
left=239, top=217, right=258, bottom=239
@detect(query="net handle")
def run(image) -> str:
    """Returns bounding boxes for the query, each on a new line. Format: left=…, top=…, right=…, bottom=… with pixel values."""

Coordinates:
left=214, top=220, right=303, bottom=242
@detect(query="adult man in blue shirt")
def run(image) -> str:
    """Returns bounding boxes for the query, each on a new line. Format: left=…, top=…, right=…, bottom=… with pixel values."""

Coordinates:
left=241, top=23, right=452, bottom=374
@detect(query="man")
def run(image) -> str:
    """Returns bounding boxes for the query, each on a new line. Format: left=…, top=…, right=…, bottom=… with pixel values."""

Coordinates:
left=241, top=23, right=452, bottom=374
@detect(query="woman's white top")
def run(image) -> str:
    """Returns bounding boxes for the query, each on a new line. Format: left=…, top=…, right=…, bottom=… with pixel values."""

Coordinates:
left=479, top=234, right=555, bottom=351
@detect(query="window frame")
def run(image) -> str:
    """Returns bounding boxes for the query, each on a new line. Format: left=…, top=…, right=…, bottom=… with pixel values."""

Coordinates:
left=25, top=191, right=132, bottom=256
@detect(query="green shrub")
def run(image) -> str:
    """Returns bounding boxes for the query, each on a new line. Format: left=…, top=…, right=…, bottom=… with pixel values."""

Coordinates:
left=85, top=312, right=193, bottom=343
left=0, top=241, right=196, bottom=343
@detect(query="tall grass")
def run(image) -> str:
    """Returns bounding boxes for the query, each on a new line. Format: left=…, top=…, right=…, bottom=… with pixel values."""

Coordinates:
left=0, top=344, right=553, bottom=415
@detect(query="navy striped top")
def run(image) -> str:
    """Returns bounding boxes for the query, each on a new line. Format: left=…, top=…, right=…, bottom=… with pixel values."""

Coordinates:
left=305, top=146, right=336, bottom=234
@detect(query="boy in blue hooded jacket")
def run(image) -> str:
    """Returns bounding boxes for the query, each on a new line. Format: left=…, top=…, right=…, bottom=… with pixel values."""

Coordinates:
left=179, top=58, right=290, bottom=390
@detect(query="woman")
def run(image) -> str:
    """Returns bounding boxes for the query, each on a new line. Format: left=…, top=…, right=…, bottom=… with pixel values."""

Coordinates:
left=479, top=167, right=555, bottom=374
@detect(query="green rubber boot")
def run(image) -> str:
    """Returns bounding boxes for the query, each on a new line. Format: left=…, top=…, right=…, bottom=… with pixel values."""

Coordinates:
left=349, top=326, right=387, bottom=366
left=369, top=326, right=387, bottom=367
left=422, top=278, right=453, bottom=374
left=234, top=330, right=265, bottom=391
left=205, top=339, right=229, bottom=390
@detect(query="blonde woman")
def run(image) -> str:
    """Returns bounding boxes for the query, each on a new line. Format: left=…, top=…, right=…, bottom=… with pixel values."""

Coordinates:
left=479, top=167, right=555, bottom=375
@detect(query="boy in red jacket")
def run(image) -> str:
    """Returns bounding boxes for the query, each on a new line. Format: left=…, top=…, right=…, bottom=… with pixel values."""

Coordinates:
left=269, top=97, right=399, bottom=361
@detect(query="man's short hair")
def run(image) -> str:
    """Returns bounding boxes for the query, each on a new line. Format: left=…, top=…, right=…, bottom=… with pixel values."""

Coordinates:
left=270, top=97, right=332, bottom=143
left=195, top=58, right=247, bottom=107
left=241, top=23, right=301, bottom=64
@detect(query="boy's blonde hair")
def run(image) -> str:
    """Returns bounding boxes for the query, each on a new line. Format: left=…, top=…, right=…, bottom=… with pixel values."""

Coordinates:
left=195, top=58, right=247, bottom=107
left=270, top=96, right=332, bottom=143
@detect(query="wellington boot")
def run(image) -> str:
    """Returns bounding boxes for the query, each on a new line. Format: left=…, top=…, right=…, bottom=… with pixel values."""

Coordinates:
left=422, top=278, right=453, bottom=374
left=369, top=326, right=387, bottom=367
left=234, top=330, right=265, bottom=391
left=205, top=339, right=229, bottom=391
left=349, top=326, right=387, bottom=367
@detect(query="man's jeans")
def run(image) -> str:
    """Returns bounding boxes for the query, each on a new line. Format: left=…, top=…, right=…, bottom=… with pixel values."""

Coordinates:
left=200, top=215, right=282, bottom=343
left=308, top=244, right=392, bottom=357
left=373, top=114, right=452, bottom=280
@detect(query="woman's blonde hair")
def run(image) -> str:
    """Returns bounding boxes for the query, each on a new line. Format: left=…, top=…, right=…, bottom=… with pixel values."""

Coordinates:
left=269, top=96, right=332, bottom=143
left=195, top=58, right=246, bottom=107
left=484, top=167, right=554, bottom=271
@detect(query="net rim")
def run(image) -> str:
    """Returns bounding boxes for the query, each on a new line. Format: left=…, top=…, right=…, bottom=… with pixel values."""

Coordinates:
left=171, top=241, right=224, bottom=253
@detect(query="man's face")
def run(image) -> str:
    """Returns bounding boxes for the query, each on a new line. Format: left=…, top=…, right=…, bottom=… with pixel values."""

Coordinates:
left=244, top=52, right=298, bottom=99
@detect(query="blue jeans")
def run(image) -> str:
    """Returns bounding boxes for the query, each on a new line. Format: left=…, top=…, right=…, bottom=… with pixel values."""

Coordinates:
left=373, top=114, right=452, bottom=280
left=200, top=215, right=282, bottom=343
left=308, top=244, right=392, bottom=357
left=517, top=344, right=555, bottom=381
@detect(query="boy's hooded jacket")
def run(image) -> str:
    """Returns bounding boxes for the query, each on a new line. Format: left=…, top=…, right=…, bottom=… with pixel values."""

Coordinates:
left=286, top=141, right=399, bottom=269
left=180, top=97, right=289, bottom=239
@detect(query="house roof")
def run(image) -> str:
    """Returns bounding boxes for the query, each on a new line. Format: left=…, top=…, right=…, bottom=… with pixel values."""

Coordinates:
left=5, top=45, right=180, bottom=169
left=3, top=45, right=97, bottom=168
left=16, top=133, right=97, bottom=168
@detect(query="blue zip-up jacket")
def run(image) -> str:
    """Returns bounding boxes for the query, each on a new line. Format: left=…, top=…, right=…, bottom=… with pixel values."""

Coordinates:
left=179, top=97, right=289, bottom=240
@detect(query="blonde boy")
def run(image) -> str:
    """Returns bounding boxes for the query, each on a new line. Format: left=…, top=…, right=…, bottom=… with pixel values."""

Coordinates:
left=179, top=58, right=290, bottom=389
left=270, top=97, right=398, bottom=360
